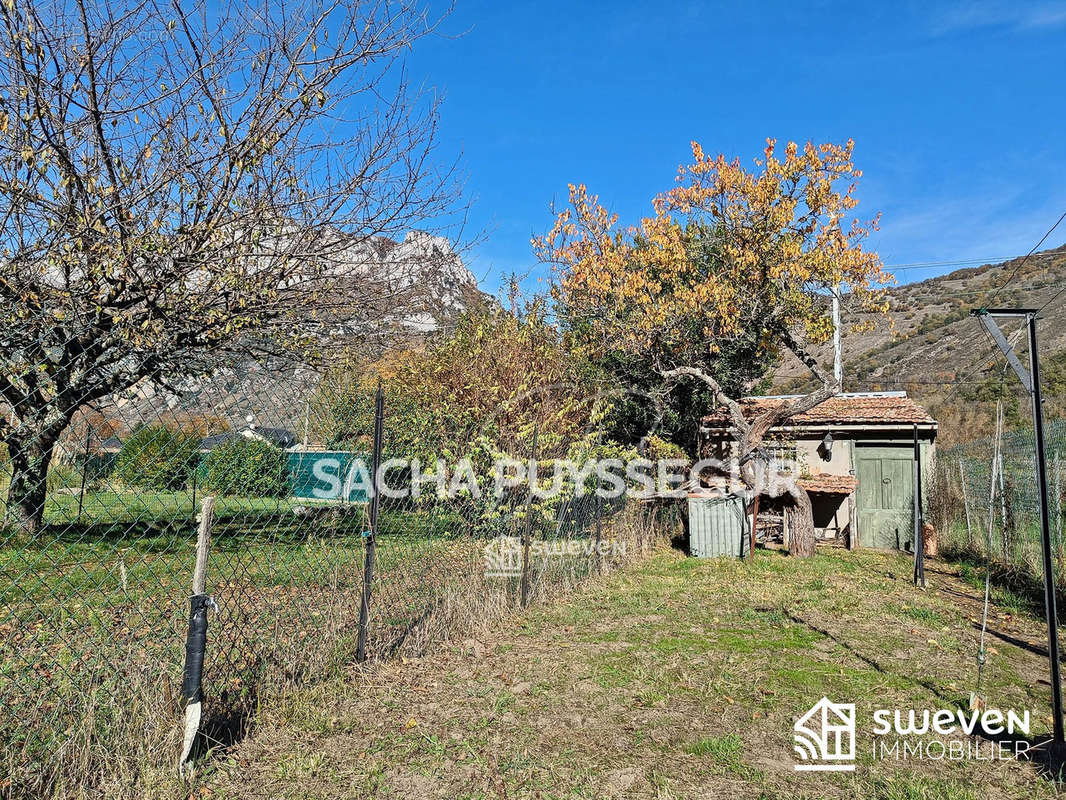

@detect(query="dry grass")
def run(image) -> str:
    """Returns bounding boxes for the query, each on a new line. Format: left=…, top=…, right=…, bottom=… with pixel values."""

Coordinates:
left=3, top=501, right=664, bottom=799
left=367, top=502, right=661, bottom=661
left=200, top=545, right=1064, bottom=800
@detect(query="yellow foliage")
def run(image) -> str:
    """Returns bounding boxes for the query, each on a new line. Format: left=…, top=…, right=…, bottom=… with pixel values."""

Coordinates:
left=534, top=139, right=892, bottom=366
left=341, top=301, right=598, bottom=458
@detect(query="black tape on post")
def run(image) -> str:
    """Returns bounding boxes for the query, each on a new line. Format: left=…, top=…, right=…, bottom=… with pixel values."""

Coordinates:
left=179, top=497, right=215, bottom=776
left=178, top=592, right=212, bottom=774
left=181, top=593, right=211, bottom=706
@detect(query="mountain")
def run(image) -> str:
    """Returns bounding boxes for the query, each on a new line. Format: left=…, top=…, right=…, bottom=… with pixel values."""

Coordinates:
left=95, top=231, right=487, bottom=439
left=327, top=230, right=485, bottom=335
left=774, top=244, right=1066, bottom=445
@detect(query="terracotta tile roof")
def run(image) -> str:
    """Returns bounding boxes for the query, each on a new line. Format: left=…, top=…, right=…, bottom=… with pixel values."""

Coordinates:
left=701, top=393, right=935, bottom=428
left=798, top=473, right=858, bottom=494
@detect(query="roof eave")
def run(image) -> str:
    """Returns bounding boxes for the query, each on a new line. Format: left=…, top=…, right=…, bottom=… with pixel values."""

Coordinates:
left=701, top=421, right=939, bottom=435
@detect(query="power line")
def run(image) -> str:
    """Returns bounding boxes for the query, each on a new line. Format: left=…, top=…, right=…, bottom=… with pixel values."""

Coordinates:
left=934, top=211, right=1066, bottom=404
left=1037, top=249, right=1066, bottom=315
left=910, top=318, right=1005, bottom=406
left=832, top=226, right=1064, bottom=399
left=882, top=251, right=1062, bottom=274
left=1039, top=285, right=1066, bottom=315
left=885, top=286, right=1052, bottom=300
left=828, top=252, right=1063, bottom=301
left=848, top=377, right=1018, bottom=387
left=984, top=211, right=1066, bottom=307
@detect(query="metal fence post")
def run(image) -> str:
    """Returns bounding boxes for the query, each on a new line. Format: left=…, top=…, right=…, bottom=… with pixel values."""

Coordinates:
left=1026, top=313, right=1064, bottom=750
left=1055, top=454, right=1064, bottom=576
left=356, top=383, right=385, bottom=663
left=520, top=425, right=538, bottom=608
left=912, top=425, right=926, bottom=588
left=970, top=307, right=1065, bottom=752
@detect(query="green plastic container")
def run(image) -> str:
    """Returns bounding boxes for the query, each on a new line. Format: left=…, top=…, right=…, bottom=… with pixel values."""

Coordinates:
left=687, top=493, right=749, bottom=558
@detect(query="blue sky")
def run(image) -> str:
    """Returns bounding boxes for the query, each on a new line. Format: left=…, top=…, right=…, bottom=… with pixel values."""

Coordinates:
left=406, top=1, right=1066, bottom=293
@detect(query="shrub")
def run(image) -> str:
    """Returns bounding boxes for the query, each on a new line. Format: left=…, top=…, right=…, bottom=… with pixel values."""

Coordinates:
left=46, top=463, right=80, bottom=492
left=201, top=436, right=289, bottom=498
left=113, top=425, right=200, bottom=491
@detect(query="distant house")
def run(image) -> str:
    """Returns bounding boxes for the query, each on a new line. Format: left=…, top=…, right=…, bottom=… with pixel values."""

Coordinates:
left=700, top=391, right=937, bottom=550
left=198, top=425, right=297, bottom=452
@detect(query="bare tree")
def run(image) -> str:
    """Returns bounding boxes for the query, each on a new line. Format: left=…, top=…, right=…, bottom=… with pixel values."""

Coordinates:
left=0, top=0, right=462, bottom=535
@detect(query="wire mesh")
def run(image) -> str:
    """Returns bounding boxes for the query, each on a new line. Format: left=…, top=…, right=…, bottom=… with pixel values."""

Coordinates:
left=934, top=420, right=1066, bottom=580
left=0, top=334, right=658, bottom=796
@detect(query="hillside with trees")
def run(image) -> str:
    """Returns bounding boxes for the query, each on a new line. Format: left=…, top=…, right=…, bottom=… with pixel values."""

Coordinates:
left=775, top=244, right=1066, bottom=444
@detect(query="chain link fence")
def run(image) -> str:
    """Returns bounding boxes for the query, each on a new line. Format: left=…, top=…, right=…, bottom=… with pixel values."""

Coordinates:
left=932, top=419, right=1066, bottom=581
left=1, top=352, right=672, bottom=797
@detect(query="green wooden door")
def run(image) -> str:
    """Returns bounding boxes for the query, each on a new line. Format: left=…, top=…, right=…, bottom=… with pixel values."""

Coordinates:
left=856, top=446, right=915, bottom=549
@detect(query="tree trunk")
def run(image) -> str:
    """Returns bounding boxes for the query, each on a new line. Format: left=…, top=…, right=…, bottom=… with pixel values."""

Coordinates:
left=659, top=364, right=837, bottom=561
left=731, top=434, right=819, bottom=559
left=4, top=431, right=59, bottom=537
left=786, top=485, right=817, bottom=558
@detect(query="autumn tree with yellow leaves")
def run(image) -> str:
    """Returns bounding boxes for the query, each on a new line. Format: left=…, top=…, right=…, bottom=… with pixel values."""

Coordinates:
left=536, top=139, right=891, bottom=556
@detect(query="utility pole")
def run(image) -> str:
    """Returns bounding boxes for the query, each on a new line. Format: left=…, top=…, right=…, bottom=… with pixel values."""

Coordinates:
left=912, top=424, right=926, bottom=589
left=973, top=308, right=1063, bottom=752
left=832, top=286, right=842, bottom=387
left=1027, top=311, right=1063, bottom=752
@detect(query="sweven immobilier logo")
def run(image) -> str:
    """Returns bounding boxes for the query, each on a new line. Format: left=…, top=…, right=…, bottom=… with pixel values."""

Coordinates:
left=793, top=697, right=856, bottom=771
left=793, top=697, right=1031, bottom=771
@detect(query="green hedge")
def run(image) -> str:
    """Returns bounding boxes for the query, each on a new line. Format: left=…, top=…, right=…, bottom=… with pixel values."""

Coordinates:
left=201, top=437, right=289, bottom=498
left=112, top=426, right=200, bottom=491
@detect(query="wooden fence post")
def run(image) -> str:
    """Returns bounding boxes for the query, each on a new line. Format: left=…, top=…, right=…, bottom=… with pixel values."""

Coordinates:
left=178, top=496, right=215, bottom=775
left=998, top=452, right=1009, bottom=559
left=749, top=494, right=759, bottom=560
left=594, top=493, right=603, bottom=575
left=192, top=498, right=214, bottom=595
left=76, top=425, right=92, bottom=522
left=520, top=425, right=539, bottom=608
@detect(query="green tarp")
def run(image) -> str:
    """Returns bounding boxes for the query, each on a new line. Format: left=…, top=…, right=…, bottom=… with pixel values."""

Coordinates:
left=287, top=451, right=370, bottom=503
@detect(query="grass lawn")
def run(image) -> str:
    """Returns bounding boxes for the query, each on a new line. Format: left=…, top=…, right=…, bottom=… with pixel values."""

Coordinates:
left=203, top=546, right=1064, bottom=799
left=2, top=489, right=466, bottom=611
left=1, top=489, right=479, bottom=795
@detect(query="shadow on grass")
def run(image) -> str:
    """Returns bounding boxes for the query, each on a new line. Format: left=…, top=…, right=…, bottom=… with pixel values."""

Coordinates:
left=966, top=621, right=1062, bottom=664
left=982, top=731, right=1066, bottom=782
left=780, top=608, right=955, bottom=705
left=783, top=608, right=1066, bottom=781
left=937, top=545, right=1057, bottom=617
left=192, top=682, right=262, bottom=765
